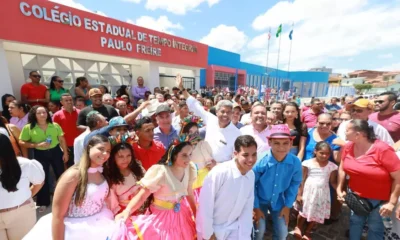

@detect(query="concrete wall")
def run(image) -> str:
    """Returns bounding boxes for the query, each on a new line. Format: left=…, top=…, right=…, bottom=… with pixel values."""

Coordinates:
left=0, top=41, right=14, bottom=111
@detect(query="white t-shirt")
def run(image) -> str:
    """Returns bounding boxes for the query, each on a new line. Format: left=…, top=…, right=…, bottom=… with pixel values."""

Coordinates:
left=337, top=119, right=394, bottom=145
left=73, top=128, right=90, bottom=164
left=0, top=127, right=9, bottom=138
left=0, top=157, right=45, bottom=209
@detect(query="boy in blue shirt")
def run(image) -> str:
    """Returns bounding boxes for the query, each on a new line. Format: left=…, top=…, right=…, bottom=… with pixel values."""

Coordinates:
left=253, top=124, right=302, bottom=240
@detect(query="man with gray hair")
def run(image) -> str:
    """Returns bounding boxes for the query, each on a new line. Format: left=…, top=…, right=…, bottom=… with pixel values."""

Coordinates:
left=177, top=75, right=241, bottom=163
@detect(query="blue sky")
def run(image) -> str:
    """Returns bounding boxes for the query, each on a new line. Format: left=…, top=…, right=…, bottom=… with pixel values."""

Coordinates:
left=52, top=0, right=400, bottom=75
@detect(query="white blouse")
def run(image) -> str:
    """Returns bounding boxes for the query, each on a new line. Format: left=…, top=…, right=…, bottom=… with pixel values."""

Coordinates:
left=0, top=157, right=45, bottom=209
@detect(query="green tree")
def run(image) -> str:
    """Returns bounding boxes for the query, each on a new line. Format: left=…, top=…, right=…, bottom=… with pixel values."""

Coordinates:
left=353, top=84, right=373, bottom=92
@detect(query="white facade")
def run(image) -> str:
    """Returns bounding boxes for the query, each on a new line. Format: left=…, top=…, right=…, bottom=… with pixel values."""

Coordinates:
left=0, top=40, right=200, bottom=110
left=341, top=77, right=365, bottom=87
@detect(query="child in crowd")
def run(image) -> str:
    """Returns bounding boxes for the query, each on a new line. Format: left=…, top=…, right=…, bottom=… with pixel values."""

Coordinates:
left=253, top=124, right=302, bottom=240
left=115, top=141, right=197, bottom=239
left=294, top=142, right=338, bottom=240
left=104, top=135, right=146, bottom=216
left=23, top=135, right=116, bottom=240
left=196, top=135, right=257, bottom=240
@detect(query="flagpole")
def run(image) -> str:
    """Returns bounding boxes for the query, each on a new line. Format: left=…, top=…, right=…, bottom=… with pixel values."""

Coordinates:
left=276, top=27, right=282, bottom=98
left=287, top=23, right=294, bottom=75
left=266, top=27, right=271, bottom=88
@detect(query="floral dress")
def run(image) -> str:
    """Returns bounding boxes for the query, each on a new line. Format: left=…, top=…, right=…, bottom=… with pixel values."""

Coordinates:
left=298, top=160, right=338, bottom=224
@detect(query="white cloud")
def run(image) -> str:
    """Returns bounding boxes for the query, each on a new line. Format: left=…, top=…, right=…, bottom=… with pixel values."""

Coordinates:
left=50, top=0, right=107, bottom=16
left=376, top=62, right=400, bottom=71
left=200, top=25, right=248, bottom=53
left=144, top=0, right=220, bottom=15
left=348, top=58, right=354, bottom=62
left=127, top=16, right=183, bottom=35
left=121, top=0, right=141, bottom=3
left=244, top=0, right=400, bottom=71
left=378, top=53, right=393, bottom=59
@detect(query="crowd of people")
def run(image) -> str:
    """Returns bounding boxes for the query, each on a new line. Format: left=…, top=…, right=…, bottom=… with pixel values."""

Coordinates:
left=0, top=70, right=400, bottom=240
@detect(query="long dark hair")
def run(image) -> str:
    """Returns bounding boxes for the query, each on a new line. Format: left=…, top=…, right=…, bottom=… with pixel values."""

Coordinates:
left=28, top=106, right=53, bottom=129
left=0, top=133, right=21, bottom=192
left=350, top=119, right=376, bottom=143
left=49, top=76, right=64, bottom=90
left=283, top=102, right=303, bottom=134
left=116, top=85, right=128, bottom=98
left=1, top=94, right=15, bottom=121
left=158, top=141, right=192, bottom=165
left=104, top=143, right=145, bottom=186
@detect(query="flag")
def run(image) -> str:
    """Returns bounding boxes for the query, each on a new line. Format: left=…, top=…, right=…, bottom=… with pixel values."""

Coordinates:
left=289, top=29, right=293, bottom=40
left=268, top=28, right=271, bottom=40
left=276, top=24, right=282, bottom=38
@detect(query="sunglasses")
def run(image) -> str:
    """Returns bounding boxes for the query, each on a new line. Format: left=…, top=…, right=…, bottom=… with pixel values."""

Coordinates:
left=318, top=122, right=331, bottom=126
left=346, top=102, right=353, bottom=105
left=333, top=118, right=342, bottom=121
left=374, top=100, right=384, bottom=104
left=351, top=109, right=364, bottom=113
left=180, top=98, right=186, bottom=101
left=32, top=75, right=41, bottom=78
left=56, top=80, right=64, bottom=83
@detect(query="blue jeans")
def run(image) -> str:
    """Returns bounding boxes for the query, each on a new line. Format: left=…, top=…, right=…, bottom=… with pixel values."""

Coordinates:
left=254, top=204, right=288, bottom=240
left=350, top=199, right=384, bottom=240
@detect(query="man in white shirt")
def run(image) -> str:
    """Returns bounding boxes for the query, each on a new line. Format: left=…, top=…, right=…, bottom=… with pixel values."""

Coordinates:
left=196, top=135, right=257, bottom=240
left=178, top=75, right=241, bottom=163
left=240, top=103, right=270, bottom=157
left=171, top=101, right=190, bottom=133
left=336, top=98, right=394, bottom=145
left=73, top=111, right=107, bottom=164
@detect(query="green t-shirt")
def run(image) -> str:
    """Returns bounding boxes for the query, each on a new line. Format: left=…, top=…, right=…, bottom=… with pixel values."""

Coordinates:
left=49, top=88, right=68, bottom=102
left=19, top=123, right=64, bottom=150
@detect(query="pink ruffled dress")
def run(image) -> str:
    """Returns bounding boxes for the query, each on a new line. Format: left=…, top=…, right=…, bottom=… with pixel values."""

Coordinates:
left=23, top=181, right=116, bottom=239
left=107, top=173, right=141, bottom=215
left=126, top=163, right=197, bottom=240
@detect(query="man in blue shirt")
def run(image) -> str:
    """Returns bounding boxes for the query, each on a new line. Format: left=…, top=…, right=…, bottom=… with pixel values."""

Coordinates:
left=253, top=124, right=302, bottom=240
left=153, top=104, right=178, bottom=149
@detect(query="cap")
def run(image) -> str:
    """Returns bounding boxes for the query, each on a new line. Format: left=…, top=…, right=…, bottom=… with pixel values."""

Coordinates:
left=108, top=116, right=129, bottom=129
left=190, top=90, right=198, bottom=95
left=89, top=88, right=103, bottom=97
left=141, top=99, right=161, bottom=117
left=155, top=104, right=171, bottom=115
left=232, top=103, right=242, bottom=111
left=267, top=124, right=295, bottom=139
left=353, top=99, right=374, bottom=110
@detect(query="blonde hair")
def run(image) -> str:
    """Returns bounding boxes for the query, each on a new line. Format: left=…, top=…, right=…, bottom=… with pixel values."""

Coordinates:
left=74, top=135, right=109, bottom=206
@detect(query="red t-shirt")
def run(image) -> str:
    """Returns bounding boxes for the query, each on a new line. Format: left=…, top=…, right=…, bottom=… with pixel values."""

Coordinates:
left=369, top=112, right=400, bottom=142
left=52, top=108, right=81, bottom=147
left=20, top=83, right=48, bottom=106
left=132, top=140, right=166, bottom=170
left=342, top=140, right=400, bottom=200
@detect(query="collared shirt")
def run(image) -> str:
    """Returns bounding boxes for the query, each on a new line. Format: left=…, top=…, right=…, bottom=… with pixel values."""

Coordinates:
left=132, top=140, right=166, bottom=170
left=337, top=119, right=394, bottom=146
left=326, top=104, right=342, bottom=111
left=186, top=96, right=241, bottom=163
left=369, top=112, right=400, bottom=142
left=20, top=123, right=64, bottom=150
left=153, top=126, right=178, bottom=149
left=10, top=114, right=29, bottom=130
left=253, top=150, right=302, bottom=211
left=240, top=124, right=270, bottom=156
left=52, top=107, right=80, bottom=147
left=73, top=128, right=90, bottom=164
left=196, top=159, right=254, bottom=240
left=301, top=109, right=321, bottom=129
left=240, top=113, right=251, bottom=125
left=131, top=85, right=150, bottom=105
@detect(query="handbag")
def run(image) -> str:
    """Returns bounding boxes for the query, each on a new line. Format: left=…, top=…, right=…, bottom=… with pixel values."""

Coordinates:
left=344, top=188, right=377, bottom=216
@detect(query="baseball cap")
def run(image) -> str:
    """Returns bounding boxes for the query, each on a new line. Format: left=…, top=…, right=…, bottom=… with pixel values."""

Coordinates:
left=155, top=104, right=171, bottom=115
left=141, top=99, right=161, bottom=117
left=190, top=90, right=198, bottom=95
left=352, top=99, right=374, bottom=110
left=89, top=88, right=103, bottom=97
left=232, top=103, right=242, bottom=111
left=267, top=124, right=295, bottom=139
left=108, top=116, right=129, bottom=129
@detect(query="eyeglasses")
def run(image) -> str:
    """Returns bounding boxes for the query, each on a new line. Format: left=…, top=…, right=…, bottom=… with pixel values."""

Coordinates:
left=345, top=101, right=353, bottom=105
left=180, top=98, right=186, bottom=101
left=374, top=100, right=384, bottom=104
left=318, top=122, right=331, bottom=126
left=351, top=109, right=364, bottom=113
left=31, top=75, right=41, bottom=78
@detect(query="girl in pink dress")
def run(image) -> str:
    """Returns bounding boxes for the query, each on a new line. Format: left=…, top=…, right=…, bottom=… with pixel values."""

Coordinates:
left=294, top=142, right=338, bottom=240
left=115, top=141, right=197, bottom=240
left=104, top=136, right=146, bottom=216
left=23, top=135, right=116, bottom=240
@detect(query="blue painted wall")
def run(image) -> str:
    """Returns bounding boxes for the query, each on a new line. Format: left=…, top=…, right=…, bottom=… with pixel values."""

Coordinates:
left=200, top=69, right=206, bottom=87
left=208, top=47, right=241, bottom=68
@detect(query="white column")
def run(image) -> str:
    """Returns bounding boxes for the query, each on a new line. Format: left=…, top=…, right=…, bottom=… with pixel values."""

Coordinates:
left=194, top=69, right=200, bottom=90
left=0, top=41, right=14, bottom=111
